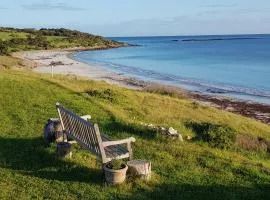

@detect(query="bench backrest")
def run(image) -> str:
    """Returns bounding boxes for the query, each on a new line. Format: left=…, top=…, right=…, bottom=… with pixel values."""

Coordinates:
left=56, top=103, right=105, bottom=159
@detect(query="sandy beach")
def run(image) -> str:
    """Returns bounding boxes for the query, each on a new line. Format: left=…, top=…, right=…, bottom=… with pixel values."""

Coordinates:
left=13, top=50, right=142, bottom=90
left=14, top=49, right=270, bottom=125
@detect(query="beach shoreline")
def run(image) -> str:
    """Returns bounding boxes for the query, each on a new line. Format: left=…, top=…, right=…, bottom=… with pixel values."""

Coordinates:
left=14, top=49, right=270, bottom=125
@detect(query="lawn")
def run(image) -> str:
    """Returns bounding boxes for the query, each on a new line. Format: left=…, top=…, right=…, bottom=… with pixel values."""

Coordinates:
left=0, top=70, right=270, bottom=199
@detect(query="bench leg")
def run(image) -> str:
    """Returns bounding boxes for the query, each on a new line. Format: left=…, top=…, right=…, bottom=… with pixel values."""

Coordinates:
left=127, top=142, right=133, bottom=160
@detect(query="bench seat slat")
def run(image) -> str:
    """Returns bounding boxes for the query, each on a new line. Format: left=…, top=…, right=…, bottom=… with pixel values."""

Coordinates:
left=101, top=135, right=128, bottom=153
left=105, top=145, right=129, bottom=157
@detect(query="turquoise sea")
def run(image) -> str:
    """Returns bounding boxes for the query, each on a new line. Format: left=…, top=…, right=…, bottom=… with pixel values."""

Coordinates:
left=74, top=35, right=270, bottom=104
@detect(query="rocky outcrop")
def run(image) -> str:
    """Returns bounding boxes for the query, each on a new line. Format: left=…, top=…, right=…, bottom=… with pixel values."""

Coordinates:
left=140, top=122, right=184, bottom=141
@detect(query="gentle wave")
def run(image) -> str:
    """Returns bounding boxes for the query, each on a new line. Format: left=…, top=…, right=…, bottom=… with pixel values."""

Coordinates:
left=74, top=54, right=270, bottom=99
left=181, top=37, right=260, bottom=42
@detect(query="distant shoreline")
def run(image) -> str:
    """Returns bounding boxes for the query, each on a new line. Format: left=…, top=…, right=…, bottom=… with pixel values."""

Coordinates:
left=14, top=49, right=270, bottom=125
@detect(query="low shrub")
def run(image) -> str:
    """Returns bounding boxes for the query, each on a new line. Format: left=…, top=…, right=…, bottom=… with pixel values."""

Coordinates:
left=258, top=137, right=270, bottom=152
left=202, top=124, right=236, bottom=149
left=86, top=88, right=116, bottom=102
left=0, top=41, right=8, bottom=55
left=106, top=159, right=126, bottom=170
left=185, top=121, right=213, bottom=136
left=143, top=84, right=187, bottom=99
left=191, top=101, right=200, bottom=109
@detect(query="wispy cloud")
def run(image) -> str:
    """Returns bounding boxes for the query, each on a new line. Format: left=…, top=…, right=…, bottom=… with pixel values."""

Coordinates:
left=200, top=4, right=239, bottom=8
left=196, top=10, right=220, bottom=17
left=0, top=7, right=7, bottom=10
left=21, top=2, right=85, bottom=11
left=231, top=8, right=270, bottom=14
left=196, top=7, right=270, bottom=17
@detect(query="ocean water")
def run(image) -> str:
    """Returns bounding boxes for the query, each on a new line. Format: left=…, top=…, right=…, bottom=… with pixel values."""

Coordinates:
left=74, top=35, right=270, bottom=104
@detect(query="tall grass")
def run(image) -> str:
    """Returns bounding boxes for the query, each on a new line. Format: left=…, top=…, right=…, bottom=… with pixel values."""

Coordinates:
left=0, top=56, right=24, bottom=69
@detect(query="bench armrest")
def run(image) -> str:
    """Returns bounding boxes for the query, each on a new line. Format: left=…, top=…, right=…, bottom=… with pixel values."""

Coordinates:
left=80, top=115, right=91, bottom=121
left=102, top=137, right=136, bottom=147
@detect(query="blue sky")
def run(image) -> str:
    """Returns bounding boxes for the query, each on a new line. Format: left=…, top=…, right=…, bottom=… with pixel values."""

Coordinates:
left=0, top=0, right=270, bottom=36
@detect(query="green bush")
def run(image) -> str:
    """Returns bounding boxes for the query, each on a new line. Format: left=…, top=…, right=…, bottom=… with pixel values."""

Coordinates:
left=202, top=124, right=236, bottom=149
left=106, top=159, right=126, bottom=170
left=0, top=41, right=8, bottom=55
left=86, top=89, right=116, bottom=102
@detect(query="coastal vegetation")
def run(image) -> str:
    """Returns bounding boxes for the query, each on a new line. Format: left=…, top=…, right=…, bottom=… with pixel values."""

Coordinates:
left=0, top=68, right=270, bottom=199
left=0, top=27, right=124, bottom=55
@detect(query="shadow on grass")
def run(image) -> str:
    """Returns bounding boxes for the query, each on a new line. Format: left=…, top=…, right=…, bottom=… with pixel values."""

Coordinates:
left=0, top=136, right=103, bottom=184
left=103, top=120, right=157, bottom=140
left=122, top=182, right=270, bottom=200
left=185, top=121, right=215, bottom=140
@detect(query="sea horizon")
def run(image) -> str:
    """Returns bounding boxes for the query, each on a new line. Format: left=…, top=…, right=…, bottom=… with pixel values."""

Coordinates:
left=108, top=33, right=270, bottom=39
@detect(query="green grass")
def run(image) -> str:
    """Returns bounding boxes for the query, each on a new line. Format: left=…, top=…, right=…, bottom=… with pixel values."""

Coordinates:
left=0, top=31, right=29, bottom=41
left=45, top=36, right=75, bottom=48
left=0, top=70, right=270, bottom=199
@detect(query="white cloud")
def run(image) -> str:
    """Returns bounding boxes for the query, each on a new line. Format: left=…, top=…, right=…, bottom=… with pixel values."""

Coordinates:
left=200, top=4, right=239, bottom=8
left=21, top=2, right=85, bottom=11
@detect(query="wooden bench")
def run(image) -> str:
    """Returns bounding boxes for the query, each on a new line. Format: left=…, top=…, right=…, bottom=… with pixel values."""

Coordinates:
left=56, top=103, right=136, bottom=164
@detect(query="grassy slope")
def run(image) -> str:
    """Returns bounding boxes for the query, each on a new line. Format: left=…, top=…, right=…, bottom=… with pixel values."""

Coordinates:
left=0, top=29, right=123, bottom=54
left=0, top=56, right=25, bottom=69
left=0, top=31, right=29, bottom=41
left=0, top=70, right=270, bottom=200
